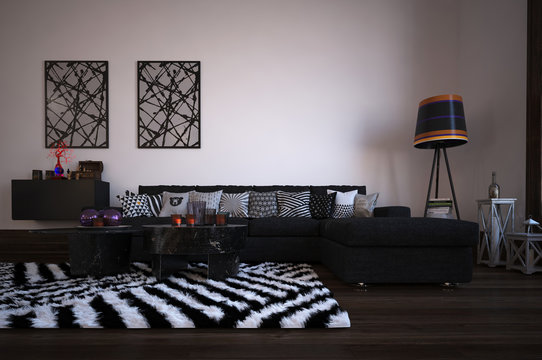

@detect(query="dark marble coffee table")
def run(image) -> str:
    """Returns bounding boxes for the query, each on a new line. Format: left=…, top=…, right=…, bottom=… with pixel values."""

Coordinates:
left=32, top=226, right=140, bottom=277
left=143, top=224, right=247, bottom=281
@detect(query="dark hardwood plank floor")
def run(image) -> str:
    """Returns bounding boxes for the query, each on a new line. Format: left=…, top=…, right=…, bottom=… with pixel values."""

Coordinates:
left=0, top=232, right=541, bottom=359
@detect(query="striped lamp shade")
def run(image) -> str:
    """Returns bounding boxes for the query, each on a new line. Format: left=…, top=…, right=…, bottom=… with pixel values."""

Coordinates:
left=414, top=94, right=468, bottom=149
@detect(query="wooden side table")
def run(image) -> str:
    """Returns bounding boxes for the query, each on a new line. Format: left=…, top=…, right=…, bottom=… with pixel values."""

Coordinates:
left=506, top=233, right=542, bottom=274
left=476, top=198, right=516, bottom=267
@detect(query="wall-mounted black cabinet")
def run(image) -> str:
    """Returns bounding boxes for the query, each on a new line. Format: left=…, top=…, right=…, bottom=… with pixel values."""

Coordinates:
left=12, top=180, right=110, bottom=220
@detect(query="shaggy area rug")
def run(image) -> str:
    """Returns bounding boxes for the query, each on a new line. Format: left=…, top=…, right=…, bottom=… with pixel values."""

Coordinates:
left=0, top=262, right=350, bottom=329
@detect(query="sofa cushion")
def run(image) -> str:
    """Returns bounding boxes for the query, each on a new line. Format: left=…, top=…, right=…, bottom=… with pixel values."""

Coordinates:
left=320, top=217, right=478, bottom=247
left=219, top=192, right=249, bottom=217
left=146, top=193, right=163, bottom=217
left=159, top=191, right=192, bottom=216
left=249, top=217, right=320, bottom=237
left=328, top=189, right=357, bottom=218
left=189, top=190, right=223, bottom=211
left=309, top=193, right=336, bottom=219
left=277, top=191, right=311, bottom=218
left=354, top=193, right=379, bottom=217
left=117, top=193, right=152, bottom=217
left=248, top=191, right=278, bottom=218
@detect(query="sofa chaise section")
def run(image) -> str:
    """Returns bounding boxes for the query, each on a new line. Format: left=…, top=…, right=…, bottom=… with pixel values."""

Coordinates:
left=320, top=217, right=479, bottom=283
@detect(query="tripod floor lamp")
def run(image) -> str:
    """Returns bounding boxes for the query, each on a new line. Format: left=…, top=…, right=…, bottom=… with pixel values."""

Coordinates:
left=414, top=94, right=468, bottom=220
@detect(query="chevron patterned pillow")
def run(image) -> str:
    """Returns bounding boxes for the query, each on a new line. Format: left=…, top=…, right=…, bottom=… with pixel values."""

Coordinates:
left=277, top=191, right=311, bottom=217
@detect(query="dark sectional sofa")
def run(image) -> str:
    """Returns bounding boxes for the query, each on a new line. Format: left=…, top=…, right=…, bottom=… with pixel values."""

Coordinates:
left=122, top=184, right=479, bottom=284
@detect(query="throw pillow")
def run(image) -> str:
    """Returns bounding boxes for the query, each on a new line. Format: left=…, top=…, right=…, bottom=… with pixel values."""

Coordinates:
left=248, top=191, right=278, bottom=218
left=146, top=193, right=163, bottom=217
left=309, top=192, right=336, bottom=219
left=159, top=191, right=192, bottom=216
left=327, top=189, right=358, bottom=218
left=354, top=193, right=379, bottom=217
left=189, top=190, right=223, bottom=211
left=276, top=191, right=311, bottom=217
left=219, top=192, right=249, bottom=218
left=117, top=193, right=151, bottom=217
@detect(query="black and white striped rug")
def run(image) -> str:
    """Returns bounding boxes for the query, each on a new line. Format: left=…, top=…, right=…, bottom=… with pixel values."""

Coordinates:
left=0, top=262, right=350, bottom=328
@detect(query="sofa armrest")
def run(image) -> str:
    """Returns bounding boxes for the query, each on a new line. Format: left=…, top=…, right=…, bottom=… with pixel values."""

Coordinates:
left=374, top=206, right=411, bottom=217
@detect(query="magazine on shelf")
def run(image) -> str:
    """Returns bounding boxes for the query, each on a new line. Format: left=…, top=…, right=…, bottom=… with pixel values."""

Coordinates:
left=426, top=198, right=453, bottom=218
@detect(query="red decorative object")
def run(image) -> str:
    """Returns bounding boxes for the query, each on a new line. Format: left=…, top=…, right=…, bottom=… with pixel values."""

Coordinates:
left=48, top=141, right=74, bottom=178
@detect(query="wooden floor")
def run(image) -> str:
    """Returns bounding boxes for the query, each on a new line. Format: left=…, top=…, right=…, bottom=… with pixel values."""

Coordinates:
left=0, top=232, right=541, bottom=359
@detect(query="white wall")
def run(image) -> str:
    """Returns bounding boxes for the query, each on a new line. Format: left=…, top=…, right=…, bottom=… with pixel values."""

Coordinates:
left=0, top=0, right=526, bottom=229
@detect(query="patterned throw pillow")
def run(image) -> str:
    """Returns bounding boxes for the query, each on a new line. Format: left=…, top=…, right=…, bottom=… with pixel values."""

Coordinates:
left=159, top=191, right=192, bottom=216
left=219, top=192, right=249, bottom=218
left=248, top=191, right=278, bottom=218
left=327, top=189, right=358, bottom=218
left=189, top=190, right=223, bottom=211
left=354, top=193, right=379, bottom=217
left=117, top=193, right=152, bottom=217
left=309, top=192, right=336, bottom=219
left=276, top=191, right=311, bottom=217
left=146, top=193, right=163, bottom=217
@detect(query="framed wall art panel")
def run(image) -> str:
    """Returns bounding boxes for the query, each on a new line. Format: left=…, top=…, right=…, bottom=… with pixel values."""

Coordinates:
left=138, top=61, right=201, bottom=148
left=45, top=60, right=109, bottom=148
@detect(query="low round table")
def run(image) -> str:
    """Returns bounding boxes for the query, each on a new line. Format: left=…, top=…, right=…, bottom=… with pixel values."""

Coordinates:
left=142, top=224, right=248, bottom=281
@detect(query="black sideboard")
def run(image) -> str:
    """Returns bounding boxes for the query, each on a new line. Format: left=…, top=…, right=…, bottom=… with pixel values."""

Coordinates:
left=11, top=179, right=110, bottom=220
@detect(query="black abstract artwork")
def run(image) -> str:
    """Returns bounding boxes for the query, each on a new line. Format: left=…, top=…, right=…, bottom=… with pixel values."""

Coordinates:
left=138, top=61, right=200, bottom=148
left=45, top=61, right=108, bottom=148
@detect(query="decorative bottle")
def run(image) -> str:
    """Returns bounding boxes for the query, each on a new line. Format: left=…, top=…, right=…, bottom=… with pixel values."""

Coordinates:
left=488, top=171, right=500, bottom=198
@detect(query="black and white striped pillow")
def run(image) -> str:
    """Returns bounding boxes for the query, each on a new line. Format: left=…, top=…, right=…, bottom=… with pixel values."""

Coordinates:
left=219, top=192, right=249, bottom=218
left=277, top=191, right=311, bottom=217
left=146, top=193, right=163, bottom=217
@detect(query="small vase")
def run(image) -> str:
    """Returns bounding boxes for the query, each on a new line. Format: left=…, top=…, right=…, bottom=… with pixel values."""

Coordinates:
left=488, top=171, right=500, bottom=198
left=54, top=156, right=64, bottom=177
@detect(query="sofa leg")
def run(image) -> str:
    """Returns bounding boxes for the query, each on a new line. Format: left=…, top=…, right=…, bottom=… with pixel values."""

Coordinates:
left=355, top=282, right=368, bottom=291
left=441, top=282, right=457, bottom=288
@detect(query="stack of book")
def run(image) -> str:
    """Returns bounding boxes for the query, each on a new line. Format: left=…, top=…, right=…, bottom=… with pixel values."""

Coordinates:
left=426, top=198, right=453, bottom=218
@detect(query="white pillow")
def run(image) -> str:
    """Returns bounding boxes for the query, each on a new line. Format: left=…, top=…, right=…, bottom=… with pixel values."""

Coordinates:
left=354, top=193, right=379, bottom=217
left=189, top=190, right=223, bottom=211
left=327, top=189, right=358, bottom=218
left=159, top=191, right=192, bottom=216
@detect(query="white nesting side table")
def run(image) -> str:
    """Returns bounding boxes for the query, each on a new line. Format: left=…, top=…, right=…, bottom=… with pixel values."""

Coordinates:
left=506, top=233, right=542, bottom=274
left=476, top=198, right=516, bottom=267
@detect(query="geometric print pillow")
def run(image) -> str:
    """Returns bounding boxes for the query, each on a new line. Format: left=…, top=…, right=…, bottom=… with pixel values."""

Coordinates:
left=146, top=193, right=163, bottom=217
left=189, top=190, right=223, bottom=211
left=276, top=191, right=311, bottom=217
left=219, top=192, right=249, bottom=218
left=248, top=191, right=278, bottom=218
left=309, top=192, right=336, bottom=219
left=327, top=189, right=358, bottom=218
left=117, top=193, right=152, bottom=217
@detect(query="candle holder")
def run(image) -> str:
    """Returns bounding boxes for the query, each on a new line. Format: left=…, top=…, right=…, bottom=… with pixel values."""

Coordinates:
left=205, top=209, right=216, bottom=225
left=171, top=214, right=181, bottom=227
left=92, top=217, right=104, bottom=227
left=186, top=214, right=195, bottom=226
left=216, top=212, right=229, bottom=226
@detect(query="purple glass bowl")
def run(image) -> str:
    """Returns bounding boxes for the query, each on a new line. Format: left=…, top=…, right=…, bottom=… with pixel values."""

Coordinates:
left=103, top=208, right=122, bottom=226
left=80, top=208, right=99, bottom=226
